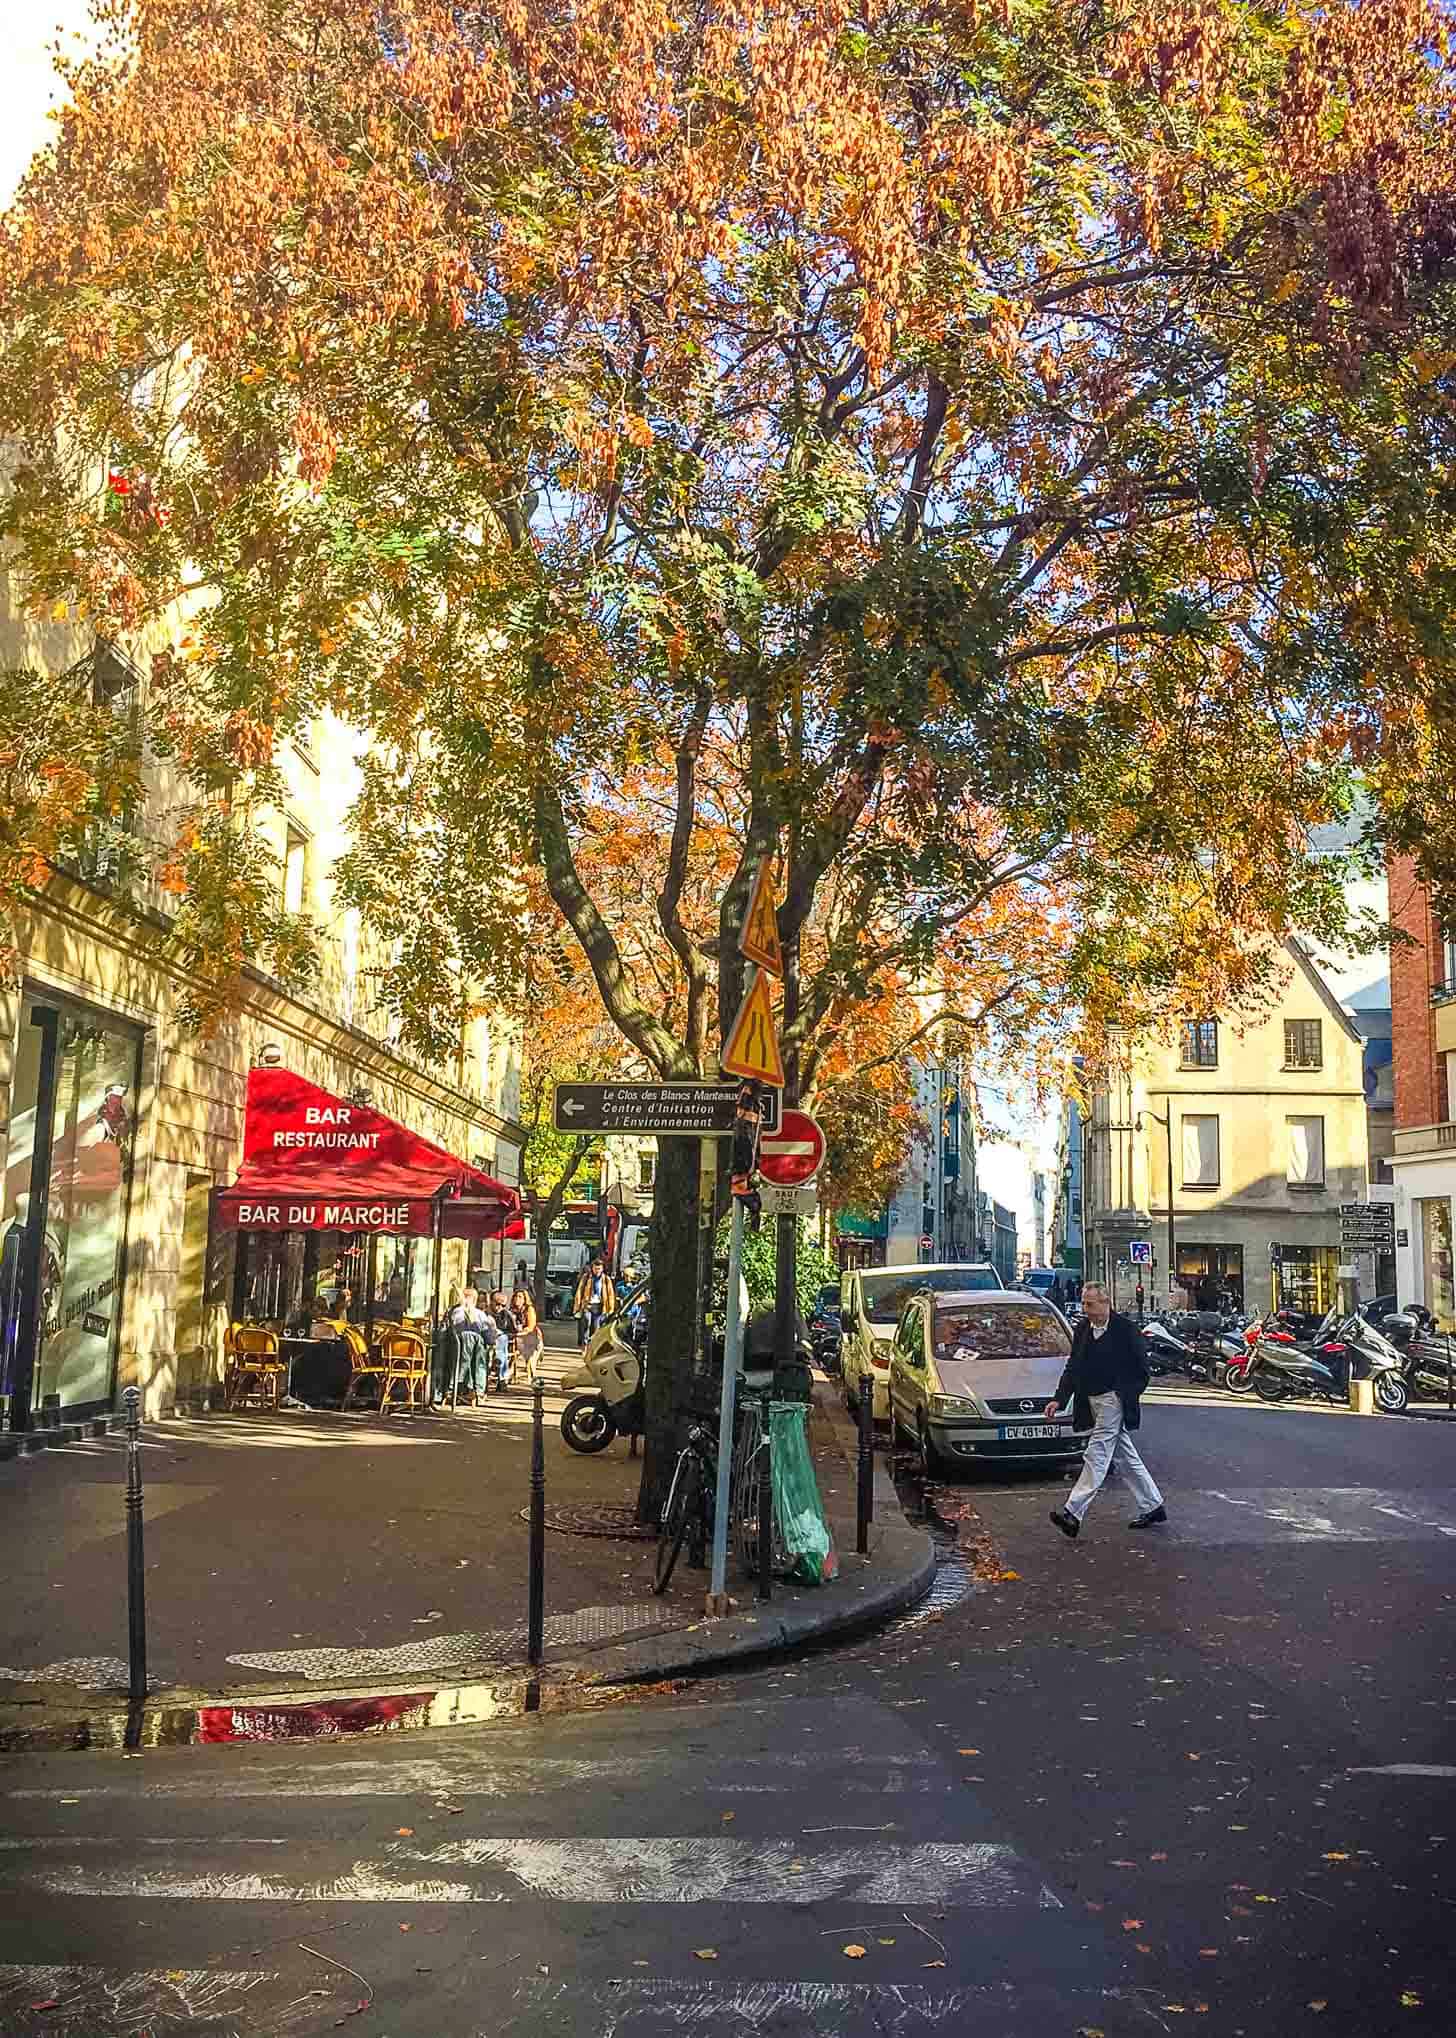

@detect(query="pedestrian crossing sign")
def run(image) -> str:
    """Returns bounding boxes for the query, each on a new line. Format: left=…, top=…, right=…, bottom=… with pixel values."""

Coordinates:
left=739, top=860, right=783, bottom=976
left=721, top=970, right=786, bottom=1087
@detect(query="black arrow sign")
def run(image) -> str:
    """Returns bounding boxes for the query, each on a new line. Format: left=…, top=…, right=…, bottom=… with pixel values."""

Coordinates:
left=553, top=1082, right=781, bottom=1137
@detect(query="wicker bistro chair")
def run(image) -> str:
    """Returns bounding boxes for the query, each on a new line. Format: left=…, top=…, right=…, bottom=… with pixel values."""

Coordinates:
left=376, top=1327, right=430, bottom=1414
left=223, top=1324, right=285, bottom=1411
left=339, top=1324, right=387, bottom=1410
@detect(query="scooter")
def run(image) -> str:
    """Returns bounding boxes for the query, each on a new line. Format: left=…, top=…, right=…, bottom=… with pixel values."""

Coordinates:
left=1377, top=1312, right=1455, bottom=1403
left=1143, top=1318, right=1216, bottom=1383
left=1248, top=1310, right=1408, bottom=1412
left=559, top=1288, right=647, bottom=1454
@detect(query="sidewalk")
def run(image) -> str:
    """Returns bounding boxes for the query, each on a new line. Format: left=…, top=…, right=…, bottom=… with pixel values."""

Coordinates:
left=0, top=1347, right=932, bottom=1736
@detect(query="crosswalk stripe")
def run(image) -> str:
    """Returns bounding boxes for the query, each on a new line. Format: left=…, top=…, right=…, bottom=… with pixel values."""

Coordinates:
left=0, top=1838, right=1059, bottom=1908
left=0, top=1964, right=278, bottom=2028
left=493, top=1981, right=1148, bottom=2036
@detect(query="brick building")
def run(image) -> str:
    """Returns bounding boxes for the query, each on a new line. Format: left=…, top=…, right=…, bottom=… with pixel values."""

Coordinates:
left=1387, top=852, right=1456, bottom=1330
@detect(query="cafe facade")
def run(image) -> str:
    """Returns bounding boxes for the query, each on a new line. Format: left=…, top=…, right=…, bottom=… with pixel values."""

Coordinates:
left=0, top=864, right=526, bottom=1428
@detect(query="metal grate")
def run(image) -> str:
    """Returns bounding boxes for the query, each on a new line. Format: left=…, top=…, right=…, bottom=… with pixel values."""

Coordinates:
left=519, top=1502, right=656, bottom=1540
left=227, top=1601, right=675, bottom=1681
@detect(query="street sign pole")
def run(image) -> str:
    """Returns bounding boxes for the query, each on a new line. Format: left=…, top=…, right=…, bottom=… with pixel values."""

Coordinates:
left=707, top=1192, right=745, bottom=1616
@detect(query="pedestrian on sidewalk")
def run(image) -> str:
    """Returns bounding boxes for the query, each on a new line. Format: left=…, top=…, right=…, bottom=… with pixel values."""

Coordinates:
left=573, top=1256, right=616, bottom=1349
left=1046, top=1282, right=1166, bottom=1539
left=512, top=1281, right=543, bottom=1385
left=436, top=1287, right=490, bottom=1405
left=490, top=1288, right=517, bottom=1390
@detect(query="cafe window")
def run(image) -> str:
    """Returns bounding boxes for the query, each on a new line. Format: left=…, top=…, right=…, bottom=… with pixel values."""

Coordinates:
left=1180, top=1114, right=1220, bottom=1187
left=1287, top=1115, right=1325, bottom=1187
left=1284, top=1019, right=1323, bottom=1070
left=2, top=996, right=142, bottom=1415
left=1180, top=1019, right=1218, bottom=1069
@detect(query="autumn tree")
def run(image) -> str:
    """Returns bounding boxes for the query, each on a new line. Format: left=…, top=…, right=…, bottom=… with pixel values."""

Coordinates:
left=5, top=0, right=1456, bottom=1507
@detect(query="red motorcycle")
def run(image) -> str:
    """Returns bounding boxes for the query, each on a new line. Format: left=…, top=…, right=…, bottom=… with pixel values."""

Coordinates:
left=1223, top=1311, right=1301, bottom=1395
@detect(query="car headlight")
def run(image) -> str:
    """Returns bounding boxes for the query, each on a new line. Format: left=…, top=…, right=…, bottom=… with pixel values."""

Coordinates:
left=930, top=1394, right=981, bottom=1418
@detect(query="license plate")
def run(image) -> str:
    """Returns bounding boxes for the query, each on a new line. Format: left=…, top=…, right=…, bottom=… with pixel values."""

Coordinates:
left=998, top=1423, right=1060, bottom=1440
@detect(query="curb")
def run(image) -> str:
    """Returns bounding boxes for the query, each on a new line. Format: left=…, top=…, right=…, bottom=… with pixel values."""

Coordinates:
left=0, top=1387, right=934, bottom=1754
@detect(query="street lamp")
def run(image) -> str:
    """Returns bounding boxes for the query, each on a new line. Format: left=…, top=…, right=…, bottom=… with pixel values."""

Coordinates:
left=1138, top=1104, right=1176, bottom=1308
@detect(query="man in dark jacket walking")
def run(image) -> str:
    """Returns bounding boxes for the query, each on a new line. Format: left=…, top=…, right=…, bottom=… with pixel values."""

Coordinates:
left=1045, top=1281, right=1166, bottom=1538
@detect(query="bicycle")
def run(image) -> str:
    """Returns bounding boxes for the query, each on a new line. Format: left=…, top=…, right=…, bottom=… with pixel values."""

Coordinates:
left=652, top=1420, right=717, bottom=1593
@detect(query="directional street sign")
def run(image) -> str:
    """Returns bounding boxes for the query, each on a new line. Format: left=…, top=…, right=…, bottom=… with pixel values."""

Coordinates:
left=1340, top=1201, right=1395, bottom=1247
left=721, top=970, right=786, bottom=1086
left=553, top=1081, right=781, bottom=1137
left=739, top=861, right=784, bottom=976
left=758, top=1107, right=826, bottom=1188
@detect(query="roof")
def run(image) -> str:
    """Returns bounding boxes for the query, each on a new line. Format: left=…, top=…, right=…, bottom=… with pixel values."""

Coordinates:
left=1285, top=940, right=1363, bottom=1043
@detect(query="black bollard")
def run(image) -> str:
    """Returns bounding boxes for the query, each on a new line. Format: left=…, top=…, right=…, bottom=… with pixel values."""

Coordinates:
left=527, top=1375, right=546, bottom=1666
left=123, top=1386, right=147, bottom=1703
left=757, top=1389, right=773, bottom=1603
left=856, top=1382, right=874, bottom=1556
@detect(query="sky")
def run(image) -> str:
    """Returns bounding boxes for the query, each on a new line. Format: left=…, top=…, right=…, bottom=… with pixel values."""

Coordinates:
left=1, top=0, right=97, bottom=209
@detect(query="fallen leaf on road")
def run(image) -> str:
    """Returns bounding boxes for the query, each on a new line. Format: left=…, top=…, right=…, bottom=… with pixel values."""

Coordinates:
left=877, top=1937, right=896, bottom=1945
left=1162, top=2008, right=1187, bottom=2016
left=1085, top=1900, right=1104, bottom=1912
left=633, top=1960, right=648, bottom=1969
left=957, top=1748, right=980, bottom=1755
left=922, top=1959, right=947, bottom=1969
left=721, top=1811, right=736, bottom=1823
left=442, top=1804, right=464, bottom=1815
left=1150, top=1851, right=1169, bottom=1862
left=1076, top=2028, right=1106, bottom=2037
left=999, top=1570, right=1021, bottom=1581
left=1110, top=1859, right=1138, bottom=1868
left=1186, top=1752, right=1201, bottom=1761
left=28, top=2003, right=60, bottom=2013
left=1322, top=1851, right=1350, bottom=1862
left=1254, top=1894, right=1279, bottom=1904
left=693, top=1949, right=718, bottom=1961
left=1122, top=1919, right=1143, bottom=1931
left=843, top=1944, right=867, bottom=1959
left=1401, top=1993, right=1423, bottom=2008
left=1308, top=2001, right=1328, bottom=2012
left=1230, top=1905, right=1253, bottom=1917
left=395, top=1827, right=414, bottom=1837
left=1198, top=1948, right=1218, bottom=1958
left=398, top=1924, right=412, bottom=1933
left=1136, top=1943, right=1152, bottom=1954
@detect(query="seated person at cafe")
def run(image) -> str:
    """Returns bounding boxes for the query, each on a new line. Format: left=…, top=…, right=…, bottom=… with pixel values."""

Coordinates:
left=434, top=1287, right=493, bottom=1404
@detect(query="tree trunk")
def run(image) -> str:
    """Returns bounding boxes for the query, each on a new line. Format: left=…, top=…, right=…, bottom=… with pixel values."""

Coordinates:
left=636, top=1133, right=702, bottom=1523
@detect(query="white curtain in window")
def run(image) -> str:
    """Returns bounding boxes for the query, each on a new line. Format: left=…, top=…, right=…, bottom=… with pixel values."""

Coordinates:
left=1182, top=1115, right=1218, bottom=1185
left=1287, top=1116, right=1324, bottom=1185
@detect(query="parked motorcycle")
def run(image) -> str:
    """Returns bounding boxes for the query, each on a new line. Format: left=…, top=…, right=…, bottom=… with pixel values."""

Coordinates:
left=1247, top=1309, right=1408, bottom=1413
left=1378, top=1311, right=1455, bottom=1403
left=808, top=1302, right=843, bottom=1375
left=1143, top=1318, right=1216, bottom=1383
left=559, top=1289, right=647, bottom=1454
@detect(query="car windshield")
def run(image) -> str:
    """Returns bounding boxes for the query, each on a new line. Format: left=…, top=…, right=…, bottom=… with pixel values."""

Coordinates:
left=860, top=1268, right=1000, bottom=1325
left=934, top=1305, right=1070, bottom=1360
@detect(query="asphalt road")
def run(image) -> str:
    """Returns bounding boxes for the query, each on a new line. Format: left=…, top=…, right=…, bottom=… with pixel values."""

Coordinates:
left=1, top=1393, right=1454, bottom=2037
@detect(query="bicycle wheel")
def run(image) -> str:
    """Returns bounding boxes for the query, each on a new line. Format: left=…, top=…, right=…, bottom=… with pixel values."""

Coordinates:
left=653, top=1453, right=700, bottom=1595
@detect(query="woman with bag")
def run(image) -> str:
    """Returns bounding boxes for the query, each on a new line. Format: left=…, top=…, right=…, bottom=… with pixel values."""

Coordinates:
left=512, top=1282, right=543, bottom=1386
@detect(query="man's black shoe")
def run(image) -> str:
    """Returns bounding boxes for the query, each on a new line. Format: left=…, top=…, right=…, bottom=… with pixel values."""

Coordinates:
left=1129, top=1505, right=1168, bottom=1528
left=1050, top=1507, right=1080, bottom=1540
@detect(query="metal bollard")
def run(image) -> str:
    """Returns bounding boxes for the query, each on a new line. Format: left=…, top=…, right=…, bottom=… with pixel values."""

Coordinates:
left=527, top=1375, right=546, bottom=1666
left=856, top=1383, right=874, bottom=1556
left=122, top=1386, right=147, bottom=1703
left=757, top=1389, right=773, bottom=1603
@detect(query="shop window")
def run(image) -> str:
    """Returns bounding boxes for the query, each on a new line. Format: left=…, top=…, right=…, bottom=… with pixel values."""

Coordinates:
left=1180, top=1114, right=1220, bottom=1187
left=1284, top=1019, right=1323, bottom=1070
left=1180, top=1019, right=1218, bottom=1069
left=1175, top=1244, right=1244, bottom=1311
left=1419, top=1197, right=1455, bottom=1333
left=1287, top=1115, right=1325, bottom=1187
left=1, top=997, right=141, bottom=1417
left=1273, top=1245, right=1338, bottom=1316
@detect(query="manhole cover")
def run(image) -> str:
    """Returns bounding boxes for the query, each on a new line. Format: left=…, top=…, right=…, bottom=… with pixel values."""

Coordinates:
left=522, top=1502, right=657, bottom=1540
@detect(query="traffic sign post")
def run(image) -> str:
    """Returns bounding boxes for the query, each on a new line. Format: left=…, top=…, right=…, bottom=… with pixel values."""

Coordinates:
left=759, top=1182, right=819, bottom=1217
left=553, top=1081, right=780, bottom=1137
left=758, top=1108, right=826, bottom=1189
left=740, top=862, right=784, bottom=976
left=721, top=971, right=786, bottom=1087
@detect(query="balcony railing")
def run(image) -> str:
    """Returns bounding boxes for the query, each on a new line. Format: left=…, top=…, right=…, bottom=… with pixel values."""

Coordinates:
left=1393, top=1121, right=1456, bottom=1158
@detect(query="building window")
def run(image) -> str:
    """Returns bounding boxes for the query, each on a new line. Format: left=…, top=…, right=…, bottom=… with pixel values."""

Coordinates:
left=637, top=1152, right=656, bottom=1191
left=1287, top=1115, right=1325, bottom=1187
left=282, top=827, right=308, bottom=915
left=1180, top=1019, right=1218, bottom=1069
left=1284, top=1019, right=1323, bottom=1070
left=1443, top=929, right=1456, bottom=996
left=1175, top=1244, right=1244, bottom=1311
left=1418, top=1196, right=1455, bottom=1332
left=1180, top=1114, right=1220, bottom=1187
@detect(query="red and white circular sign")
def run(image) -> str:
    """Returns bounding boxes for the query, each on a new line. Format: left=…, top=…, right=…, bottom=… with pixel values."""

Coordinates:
left=758, top=1108, right=826, bottom=1187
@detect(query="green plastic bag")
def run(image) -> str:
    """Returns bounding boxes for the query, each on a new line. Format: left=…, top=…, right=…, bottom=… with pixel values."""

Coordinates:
left=769, top=1400, right=839, bottom=1585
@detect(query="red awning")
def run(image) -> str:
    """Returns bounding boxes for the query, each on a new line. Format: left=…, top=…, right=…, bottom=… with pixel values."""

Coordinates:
left=215, top=1067, right=522, bottom=1238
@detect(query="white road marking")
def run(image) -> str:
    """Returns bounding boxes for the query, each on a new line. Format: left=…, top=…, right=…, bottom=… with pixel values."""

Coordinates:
left=0, top=1838, right=1059, bottom=1908
left=1348, top=1764, right=1456, bottom=1778
left=1191, top=1488, right=1456, bottom=1541
left=496, top=1982, right=1136, bottom=2036
left=0, top=1964, right=275, bottom=2030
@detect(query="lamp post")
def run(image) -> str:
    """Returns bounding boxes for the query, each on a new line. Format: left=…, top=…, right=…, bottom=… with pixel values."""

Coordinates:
left=1138, top=1104, right=1176, bottom=1308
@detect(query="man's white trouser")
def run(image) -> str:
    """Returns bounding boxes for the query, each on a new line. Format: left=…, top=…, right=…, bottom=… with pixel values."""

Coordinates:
left=1066, top=1390, right=1163, bottom=1522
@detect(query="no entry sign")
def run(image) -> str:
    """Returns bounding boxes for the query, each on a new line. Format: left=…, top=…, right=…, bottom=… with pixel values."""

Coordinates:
left=758, top=1108, right=826, bottom=1188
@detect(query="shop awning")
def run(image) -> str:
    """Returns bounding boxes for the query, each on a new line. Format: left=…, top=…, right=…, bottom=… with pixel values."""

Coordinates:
left=215, top=1067, right=523, bottom=1239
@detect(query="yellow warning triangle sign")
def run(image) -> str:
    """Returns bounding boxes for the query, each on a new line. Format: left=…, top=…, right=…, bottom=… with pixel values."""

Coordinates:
left=739, top=861, right=783, bottom=976
left=721, top=969, right=786, bottom=1087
